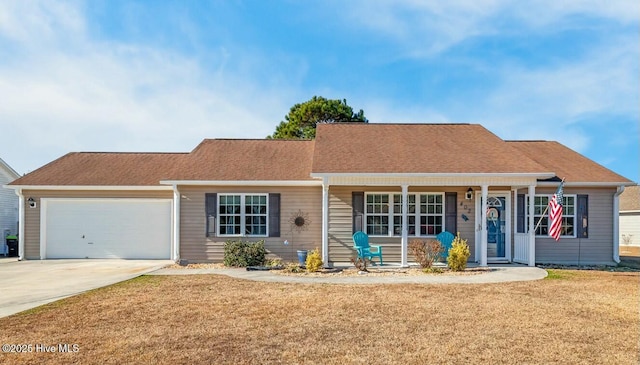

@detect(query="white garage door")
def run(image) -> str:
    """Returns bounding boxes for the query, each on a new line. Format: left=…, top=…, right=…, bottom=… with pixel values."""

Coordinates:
left=620, top=214, right=640, bottom=245
left=42, top=199, right=172, bottom=259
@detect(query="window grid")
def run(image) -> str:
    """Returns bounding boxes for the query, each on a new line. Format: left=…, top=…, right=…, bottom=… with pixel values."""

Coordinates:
left=365, top=193, right=444, bottom=237
left=218, top=194, right=268, bottom=237
left=527, top=195, right=575, bottom=237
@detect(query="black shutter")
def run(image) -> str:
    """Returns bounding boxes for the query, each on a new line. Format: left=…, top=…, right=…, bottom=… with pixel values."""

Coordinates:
left=445, top=192, right=457, bottom=234
left=577, top=194, right=588, bottom=238
left=517, top=194, right=525, bottom=233
left=268, top=193, right=281, bottom=237
left=205, top=193, right=217, bottom=237
left=352, top=192, right=364, bottom=233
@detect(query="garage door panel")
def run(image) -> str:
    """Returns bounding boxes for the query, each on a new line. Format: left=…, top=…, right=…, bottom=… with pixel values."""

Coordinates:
left=44, top=199, right=172, bottom=259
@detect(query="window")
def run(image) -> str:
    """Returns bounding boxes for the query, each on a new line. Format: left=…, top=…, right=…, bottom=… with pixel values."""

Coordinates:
left=218, top=194, right=268, bottom=236
left=365, top=193, right=444, bottom=237
left=527, top=195, right=575, bottom=237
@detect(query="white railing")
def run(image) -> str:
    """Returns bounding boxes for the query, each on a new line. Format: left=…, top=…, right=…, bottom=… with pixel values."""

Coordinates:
left=514, top=233, right=529, bottom=264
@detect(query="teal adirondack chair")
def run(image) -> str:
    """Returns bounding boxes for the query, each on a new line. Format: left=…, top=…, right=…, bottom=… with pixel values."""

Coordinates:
left=352, top=231, right=383, bottom=265
left=436, top=231, right=455, bottom=261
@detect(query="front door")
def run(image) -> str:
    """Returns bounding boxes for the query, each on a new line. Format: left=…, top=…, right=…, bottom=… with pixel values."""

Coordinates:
left=476, top=193, right=511, bottom=262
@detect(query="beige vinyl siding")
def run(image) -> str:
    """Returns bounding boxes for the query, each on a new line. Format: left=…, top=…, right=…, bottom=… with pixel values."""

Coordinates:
left=179, top=186, right=321, bottom=262
left=327, top=186, right=476, bottom=265
left=533, top=187, right=615, bottom=265
left=21, top=190, right=173, bottom=260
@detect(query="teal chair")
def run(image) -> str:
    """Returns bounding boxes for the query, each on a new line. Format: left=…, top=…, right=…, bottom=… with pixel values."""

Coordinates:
left=436, top=231, right=455, bottom=261
left=352, top=231, right=383, bottom=265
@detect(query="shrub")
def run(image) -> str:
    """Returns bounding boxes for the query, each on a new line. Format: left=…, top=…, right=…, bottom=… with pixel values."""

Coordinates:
left=305, top=248, right=323, bottom=273
left=282, top=262, right=305, bottom=273
left=408, top=239, right=443, bottom=268
left=447, top=233, right=470, bottom=271
left=223, top=239, right=266, bottom=267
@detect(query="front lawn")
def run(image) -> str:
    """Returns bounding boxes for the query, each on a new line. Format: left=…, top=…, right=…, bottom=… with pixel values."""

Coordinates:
left=0, top=270, right=638, bottom=364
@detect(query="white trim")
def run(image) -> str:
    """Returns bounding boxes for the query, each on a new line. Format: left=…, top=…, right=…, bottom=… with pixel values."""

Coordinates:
left=536, top=181, right=634, bottom=187
left=160, top=180, right=323, bottom=186
left=172, top=185, right=180, bottom=262
left=5, top=185, right=173, bottom=191
left=321, top=179, right=329, bottom=266
left=479, top=186, right=488, bottom=266
left=613, top=186, right=624, bottom=263
left=475, top=190, right=511, bottom=263
left=620, top=210, right=640, bottom=214
left=311, top=172, right=555, bottom=178
left=40, top=199, right=48, bottom=260
left=528, top=185, right=536, bottom=266
left=15, top=189, right=24, bottom=260
left=401, top=185, right=408, bottom=268
left=216, top=193, right=269, bottom=237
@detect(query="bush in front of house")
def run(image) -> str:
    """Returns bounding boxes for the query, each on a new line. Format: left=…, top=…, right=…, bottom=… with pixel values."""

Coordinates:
left=408, top=239, right=443, bottom=269
left=447, top=233, right=470, bottom=271
left=223, top=239, right=266, bottom=267
left=305, top=248, right=323, bottom=273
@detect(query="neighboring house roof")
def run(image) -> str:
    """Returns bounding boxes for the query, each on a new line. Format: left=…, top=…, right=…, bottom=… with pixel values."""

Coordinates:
left=0, top=157, right=20, bottom=179
left=507, top=141, right=633, bottom=184
left=172, top=139, right=315, bottom=181
left=311, top=123, right=551, bottom=175
left=620, top=185, right=640, bottom=211
left=10, top=152, right=188, bottom=186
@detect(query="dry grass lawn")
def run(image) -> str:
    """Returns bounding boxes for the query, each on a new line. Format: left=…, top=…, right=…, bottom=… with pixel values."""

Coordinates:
left=0, top=269, right=638, bottom=364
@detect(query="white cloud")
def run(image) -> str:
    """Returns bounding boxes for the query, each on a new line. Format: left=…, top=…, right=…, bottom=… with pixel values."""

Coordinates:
left=0, top=1, right=295, bottom=174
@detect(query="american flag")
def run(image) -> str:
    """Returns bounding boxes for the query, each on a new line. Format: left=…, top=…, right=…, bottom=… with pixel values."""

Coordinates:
left=548, top=182, right=564, bottom=241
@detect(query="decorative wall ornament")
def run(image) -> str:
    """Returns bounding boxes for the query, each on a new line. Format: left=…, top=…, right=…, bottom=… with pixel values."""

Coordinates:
left=289, top=210, right=310, bottom=233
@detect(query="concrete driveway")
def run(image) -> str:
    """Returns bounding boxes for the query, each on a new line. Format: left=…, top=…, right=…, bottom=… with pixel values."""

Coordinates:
left=0, top=258, right=171, bottom=318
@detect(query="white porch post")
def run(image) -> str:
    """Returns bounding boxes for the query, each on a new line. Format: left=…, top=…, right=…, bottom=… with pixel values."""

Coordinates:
left=401, top=185, right=408, bottom=267
left=322, top=179, right=330, bottom=266
left=528, top=184, right=536, bottom=266
left=613, top=186, right=624, bottom=263
left=16, top=189, right=24, bottom=261
left=172, top=185, right=181, bottom=262
left=480, top=185, right=488, bottom=267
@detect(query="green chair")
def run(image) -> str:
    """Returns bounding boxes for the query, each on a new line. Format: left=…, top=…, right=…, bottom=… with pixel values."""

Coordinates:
left=352, top=231, right=383, bottom=265
left=436, top=231, right=455, bottom=261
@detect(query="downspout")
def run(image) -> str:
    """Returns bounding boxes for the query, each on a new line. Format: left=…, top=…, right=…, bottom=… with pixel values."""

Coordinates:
left=172, top=185, right=181, bottom=262
left=16, top=189, right=24, bottom=261
left=613, top=186, right=624, bottom=264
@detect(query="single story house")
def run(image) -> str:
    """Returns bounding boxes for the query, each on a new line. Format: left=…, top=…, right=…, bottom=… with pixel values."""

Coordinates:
left=619, top=185, right=640, bottom=247
left=0, top=157, right=20, bottom=253
left=5, top=123, right=634, bottom=266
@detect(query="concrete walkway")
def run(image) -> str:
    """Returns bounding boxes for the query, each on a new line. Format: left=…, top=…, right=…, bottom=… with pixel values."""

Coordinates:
left=149, top=264, right=548, bottom=284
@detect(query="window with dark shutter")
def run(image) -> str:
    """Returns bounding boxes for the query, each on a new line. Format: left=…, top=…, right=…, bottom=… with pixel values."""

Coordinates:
left=517, top=194, right=525, bottom=233
left=577, top=194, right=588, bottom=238
left=445, top=192, right=457, bottom=234
left=268, top=193, right=281, bottom=237
left=352, top=192, right=364, bottom=233
left=205, top=193, right=217, bottom=237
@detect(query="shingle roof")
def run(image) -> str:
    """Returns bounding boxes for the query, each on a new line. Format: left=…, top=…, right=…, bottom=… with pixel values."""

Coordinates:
left=174, top=139, right=315, bottom=181
left=506, top=141, right=632, bottom=184
left=620, top=185, right=640, bottom=211
left=311, top=123, right=551, bottom=174
left=9, top=123, right=632, bottom=187
left=10, top=152, right=188, bottom=186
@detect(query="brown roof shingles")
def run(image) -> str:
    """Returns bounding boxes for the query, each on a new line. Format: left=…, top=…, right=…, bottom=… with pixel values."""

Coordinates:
left=10, top=152, right=189, bottom=186
left=506, top=141, right=632, bottom=183
left=620, top=185, right=640, bottom=211
left=311, top=123, right=551, bottom=174
left=174, top=139, right=315, bottom=181
left=9, top=123, right=633, bottom=187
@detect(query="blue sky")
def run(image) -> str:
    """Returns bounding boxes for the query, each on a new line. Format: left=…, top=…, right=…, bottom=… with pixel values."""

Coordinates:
left=1, top=0, right=638, bottom=182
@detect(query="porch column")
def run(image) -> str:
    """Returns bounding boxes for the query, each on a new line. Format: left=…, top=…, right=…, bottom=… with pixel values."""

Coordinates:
left=322, top=179, right=329, bottom=266
left=172, top=185, right=181, bottom=262
left=401, top=184, right=408, bottom=267
left=528, top=184, right=536, bottom=266
left=480, top=185, right=488, bottom=266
